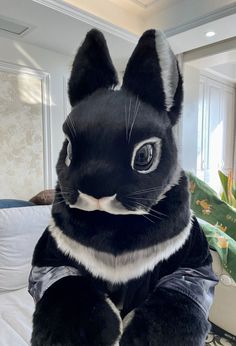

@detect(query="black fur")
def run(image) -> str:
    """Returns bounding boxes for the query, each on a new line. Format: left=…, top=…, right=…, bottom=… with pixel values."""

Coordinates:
left=68, top=29, right=118, bottom=107
left=120, top=289, right=210, bottom=346
left=30, top=29, right=217, bottom=346
left=32, top=276, right=121, bottom=346
left=123, top=30, right=166, bottom=113
left=31, top=218, right=213, bottom=345
left=123, top=29, right=183, bottom=125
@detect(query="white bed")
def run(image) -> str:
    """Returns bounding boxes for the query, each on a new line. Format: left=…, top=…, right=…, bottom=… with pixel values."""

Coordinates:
left=0, top=205, right=51, bottom=346
left=0, top=287, right=34, bottom=346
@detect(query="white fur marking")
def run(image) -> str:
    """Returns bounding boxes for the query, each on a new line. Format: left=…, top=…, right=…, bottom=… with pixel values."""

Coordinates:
left=70, top=192, right=146, bottom=215
left=49, top=215, right=192, bottom=284
left=123, top=310, right=135, bottom=332
left=155, top=165, right=181, bottom=204
left=155, top=30, right=178, bottom=112
left=113, top=342, right=120, bottom=346
left=105, top=298, right=123, bottom=345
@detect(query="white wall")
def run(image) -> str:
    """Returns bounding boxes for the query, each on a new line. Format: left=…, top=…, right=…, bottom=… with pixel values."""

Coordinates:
left=197, top=73, right=236, bottom=191
left=180, top=64, right=200, bottom=172
left=181, top=63, right=236, bottom=185
left=0, top=36, right=72, bottom=187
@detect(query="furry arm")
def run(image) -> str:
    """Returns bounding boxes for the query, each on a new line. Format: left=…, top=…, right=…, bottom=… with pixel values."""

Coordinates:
left=31, top=275, right=122, bottom=346
left=120, top=266, right=217, bottom=346
left=120, top=220, right=218, bottom=346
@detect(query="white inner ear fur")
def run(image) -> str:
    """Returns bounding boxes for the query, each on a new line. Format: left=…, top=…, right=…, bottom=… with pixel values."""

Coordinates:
left=131, top=137, right=162, bottom=174
left=155, top=30, right=179, bottom=112
left=48, top=213, right=192, bottom=284
left=65, top=135, right=72, bottom=167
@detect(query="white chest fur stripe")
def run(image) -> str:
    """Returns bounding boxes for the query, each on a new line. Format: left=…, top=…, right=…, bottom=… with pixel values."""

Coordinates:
left=49, top=215, right=192, bottom=284
left=155, top=30, right=179, bottom=112
left=106, top=298, right=123, bottom=346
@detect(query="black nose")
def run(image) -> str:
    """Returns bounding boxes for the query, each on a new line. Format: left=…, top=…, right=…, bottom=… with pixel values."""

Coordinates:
left=78, top=160, right=118, bottom=199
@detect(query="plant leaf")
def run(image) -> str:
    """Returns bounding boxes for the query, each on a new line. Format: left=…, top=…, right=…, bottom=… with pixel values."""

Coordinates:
left=218, top=170, right=228, bottom=202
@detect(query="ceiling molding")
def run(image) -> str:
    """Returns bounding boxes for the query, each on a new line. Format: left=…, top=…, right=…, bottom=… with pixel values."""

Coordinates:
left=128, top=0, right=158, bottom=9
left=127, top=0, right=181, bottom=11
left=205, top=67, right=236, bottom=85
left=33, top=0, right=138, bottom=43
left=184, top=36, right=236, bottom=63
left=165, top=3, right=236, bottom=37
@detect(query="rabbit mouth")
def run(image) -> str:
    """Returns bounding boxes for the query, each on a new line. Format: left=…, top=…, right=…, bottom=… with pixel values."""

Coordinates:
left=69, top=191, right=147, bottom=215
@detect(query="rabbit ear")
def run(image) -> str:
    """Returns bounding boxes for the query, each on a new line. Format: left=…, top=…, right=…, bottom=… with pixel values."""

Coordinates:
left=122, top=29, right=183, bottom=125
left=68, top=29, right=118, bottom=107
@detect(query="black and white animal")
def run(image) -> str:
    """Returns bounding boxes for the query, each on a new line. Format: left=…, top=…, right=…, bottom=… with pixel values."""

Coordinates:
left=29, top=29, right=218, bottom=346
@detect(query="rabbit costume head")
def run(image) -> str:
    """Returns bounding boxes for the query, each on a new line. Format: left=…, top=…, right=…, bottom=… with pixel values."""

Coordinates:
left=57, top=29, right=183, bottom=214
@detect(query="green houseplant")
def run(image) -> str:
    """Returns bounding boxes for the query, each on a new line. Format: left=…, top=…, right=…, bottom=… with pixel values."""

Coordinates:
left=218, top=170, right=236, bottom=208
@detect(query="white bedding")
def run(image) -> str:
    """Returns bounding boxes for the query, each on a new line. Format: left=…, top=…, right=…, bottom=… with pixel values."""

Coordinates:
left=0, top=287, right=34, bottom=346
left=0, top=205, right=51, bottom=346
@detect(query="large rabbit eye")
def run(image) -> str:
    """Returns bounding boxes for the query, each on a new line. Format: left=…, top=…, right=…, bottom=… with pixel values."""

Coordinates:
left=134, top=144, right=153, bottom=170
left=65, top=137, right=72, bottom=167
left=131, top=137, right=162, bottom=174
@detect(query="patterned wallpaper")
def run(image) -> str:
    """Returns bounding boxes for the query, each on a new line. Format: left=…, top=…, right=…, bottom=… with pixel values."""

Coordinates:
left=0, top=70, right=44, bottom=200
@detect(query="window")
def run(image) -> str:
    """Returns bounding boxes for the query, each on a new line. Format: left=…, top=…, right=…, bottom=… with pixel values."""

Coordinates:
left=197, top=74, right=235, bottom=192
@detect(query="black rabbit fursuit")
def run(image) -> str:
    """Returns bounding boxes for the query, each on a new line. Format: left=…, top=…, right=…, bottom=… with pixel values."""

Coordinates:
left=29, top=29, right=218, bottom=346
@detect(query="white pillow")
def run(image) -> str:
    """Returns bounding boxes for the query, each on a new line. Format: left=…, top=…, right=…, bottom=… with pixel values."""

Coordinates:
left=0, top=205, right=51, bottom=292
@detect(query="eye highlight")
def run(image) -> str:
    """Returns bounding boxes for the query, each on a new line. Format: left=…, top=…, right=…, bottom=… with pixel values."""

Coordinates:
left=131, top=137, right=162, bottom=174
left=134, top=144, right=153, bottom=171
left=65, top=136, right=72, bottom=167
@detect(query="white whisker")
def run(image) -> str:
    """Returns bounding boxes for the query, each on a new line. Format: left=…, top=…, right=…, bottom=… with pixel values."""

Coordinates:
left=141, top=214, right=155, bottom=224
left=128, top=196, right=158, bottom=202
left=125, top=103, right=128, bottom=142
left=127, top=98, right=132, bottom=140
left=127, top=197, right=167, bottom=217
left=148, top=208, right=167, bottom=217
left=53, top=198, right=66, bottom=206
left=132, top=201, right=163, bottom=220
left=127, top=187, right=162, bottom=196
left=128, top=97, right=140, bottom=143
left=69, top=113, right=77, bottom=135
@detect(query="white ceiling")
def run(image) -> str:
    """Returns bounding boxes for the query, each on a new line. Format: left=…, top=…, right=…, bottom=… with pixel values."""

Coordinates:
left=187, top=49, right=236, bottom=83
left=128, top=0, right=159, bottom=8
left=0, top=0, right=235, bottom=70
left=210, top=62, right=236, bottom=82
left=129, top=0, right=170, bottom=9
left=168, top=12, right=236, bottom=54
left=0, top=0, right=136, bottom=70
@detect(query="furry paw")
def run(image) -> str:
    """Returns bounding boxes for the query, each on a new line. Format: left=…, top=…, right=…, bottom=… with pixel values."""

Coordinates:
left=31, top=276, right=122, bottom=346
left=120, top=289, right=210, bottom=346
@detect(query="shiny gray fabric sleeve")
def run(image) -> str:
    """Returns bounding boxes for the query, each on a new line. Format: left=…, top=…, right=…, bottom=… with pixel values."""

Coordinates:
left=156, top=264, right=218, bottom=315
left=28, top=266, right=81, bottom=303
